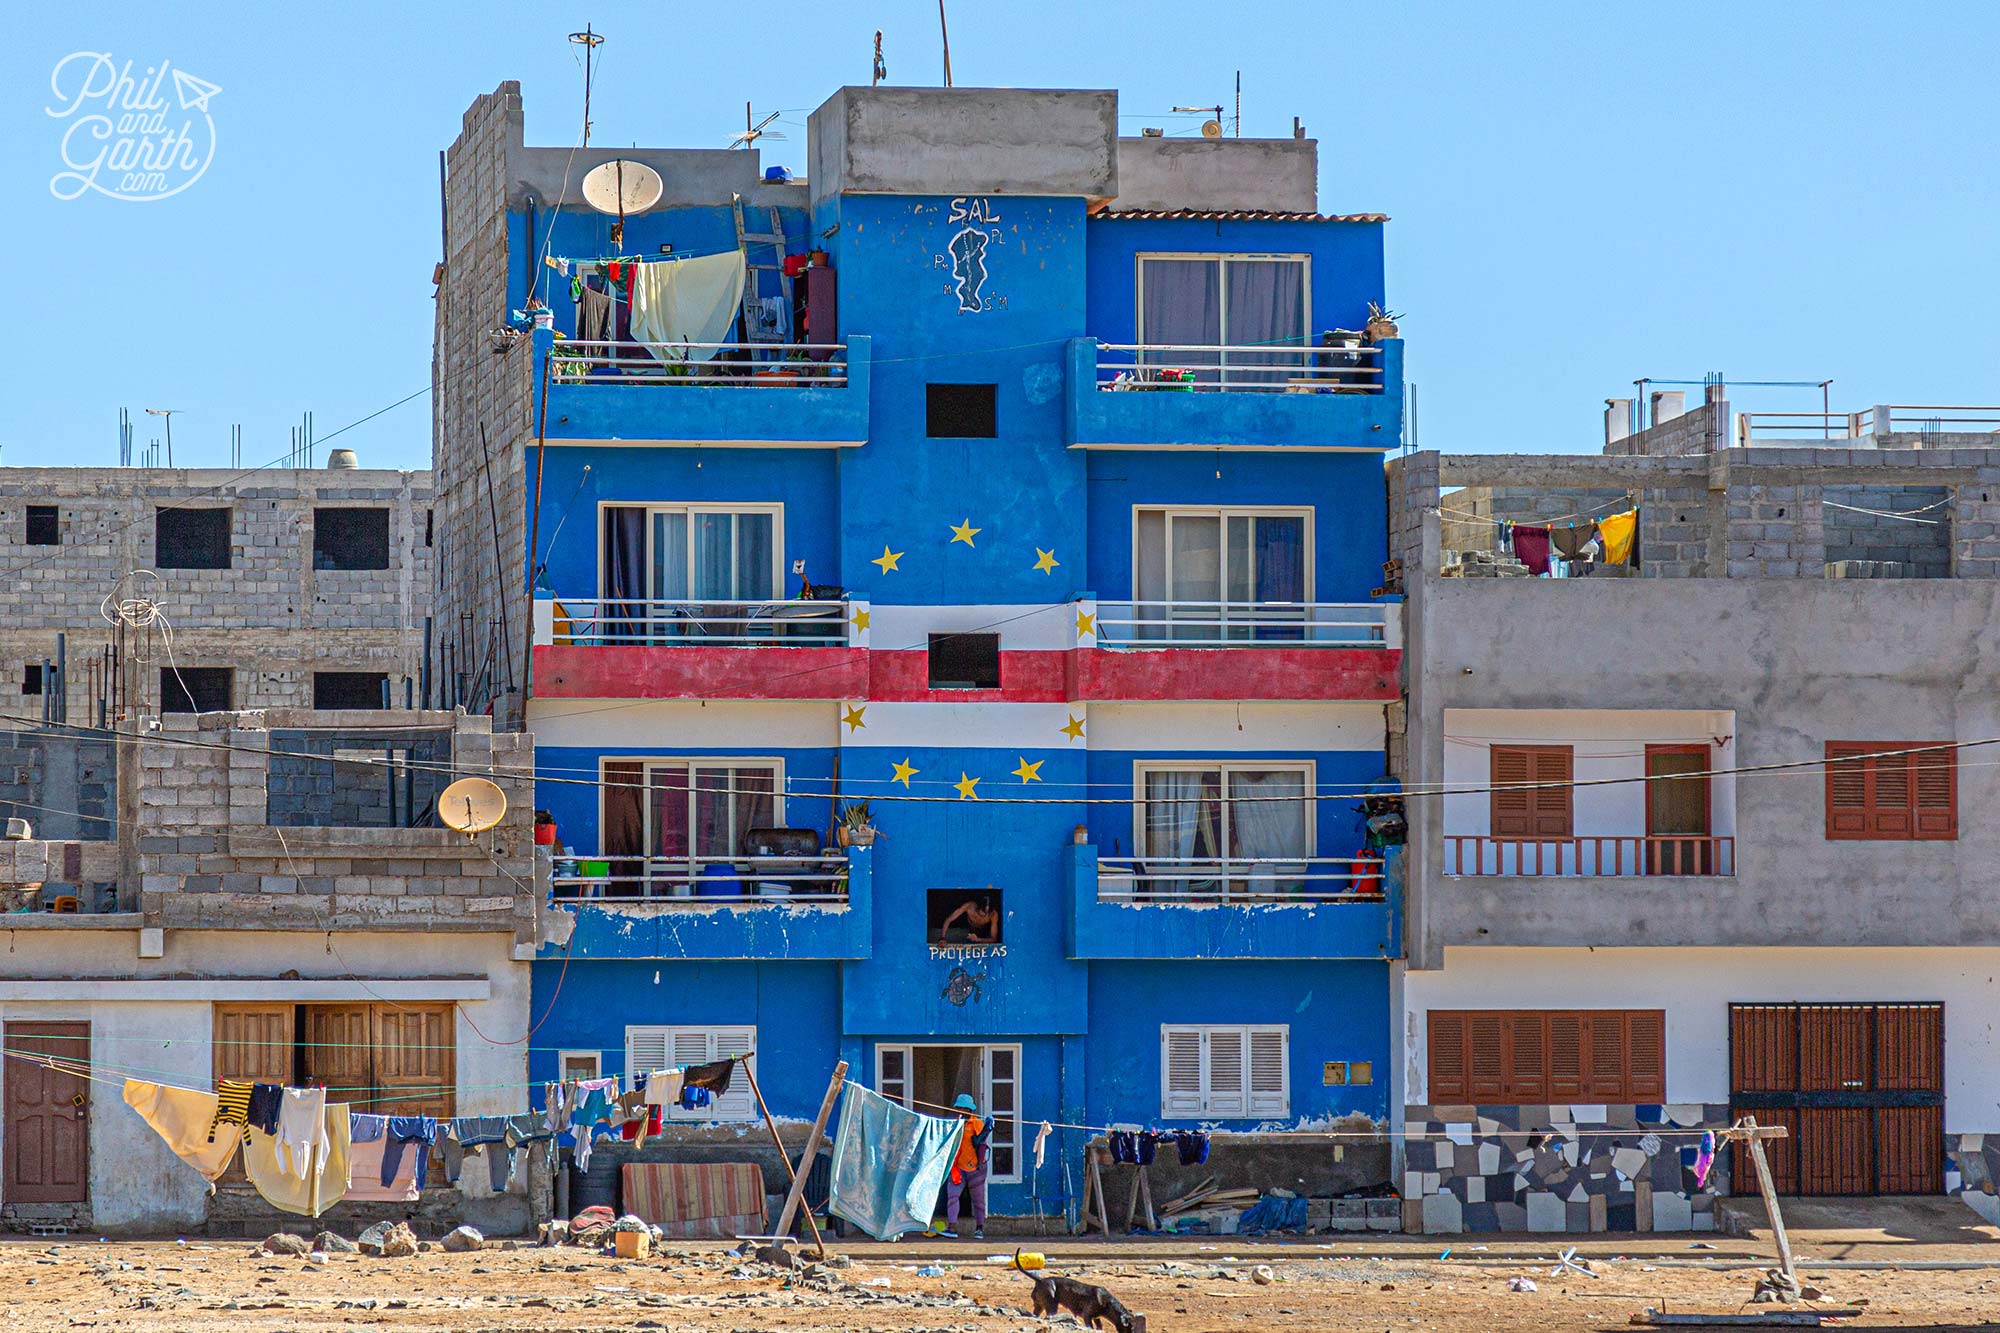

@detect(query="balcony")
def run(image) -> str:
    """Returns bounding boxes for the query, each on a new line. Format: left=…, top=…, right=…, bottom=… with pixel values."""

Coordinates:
left=1444, top=835, right=1735, bottom=877
left=1067, top=844, right=1402, bottom=960
left=530, top=596, right=869, bottom=701
left=1070, top=598, right=1400, bottom=701
left=547, top=847, right=872, bottom=961
left=1065, top=336, right=1403, bottom=451
left=533, top=329, right=871, bottom=447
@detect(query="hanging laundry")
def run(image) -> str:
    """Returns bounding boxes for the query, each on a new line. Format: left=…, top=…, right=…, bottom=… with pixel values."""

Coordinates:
left=349, top=1112, right=387, bottom=1143
left=1693, top=1129, right=1717, bottom=1188
left=1033, top=1121, right=1053, bottom=1171
left=643, top=1068, right=685, bottom=1107
left=1175, top=1130, right=1211, bottom=1167
left=1550, top=523, right=1595, bottom=562
left=247, top=1082, right=284, bottom=1136
left=274, top=1086, right=327, bottom=1177
left=442, top=1117, right=515, bottom=1192
left=1511, top=524, right=1552, bottom=576
left=542, top=1082, right=573, bottom=1138
left=504, top=1112, right=556, bottom=1181
left=677, top=1084, right=713, bottom=1112
left=621, top=1104, right=664, bottom=1145
left=125, top=1079, right=243, bottom=1182
left=683, top=1059, right=737, bottom=1096
left=629, top=250, right=747, bottom=364
left=1597, top=508, right=1638, bottom=565
left=825, top=1082, right=965, bottom=1241
left=382, top=1116, right=439, bottom=1190
left=1496, top=520, right=1514, bottom=555
left=576, top=284, right=612, bottom=345
left=243, top=1104, right=351, bottom=1217
left=1137, top=1130, right=1167, bottom=1166
left=209, top=1078, right=253, bottom=1143
left=346, top=1132, right=420, bottom=1203
left=1107, top=1130, right=1138, bottom=1165
left=572, top=1076, right=619, bottom=1127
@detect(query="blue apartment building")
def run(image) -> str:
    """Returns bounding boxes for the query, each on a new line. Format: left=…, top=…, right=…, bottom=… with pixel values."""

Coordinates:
left=438, top=83, right=1405, bottom=1216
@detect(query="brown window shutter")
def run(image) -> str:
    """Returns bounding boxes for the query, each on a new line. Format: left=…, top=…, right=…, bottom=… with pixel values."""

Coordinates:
left=1547, top=1013, right=1585, bottom=1100
left=1428, top=1012, right=1468, bottom=1103
left=1872, top=750, right=1913, bottom=838
left=1490, top=748, right=1534, bottom=838
left=1626, top=1011, right=1666, bottom=1101
left=1466, top=1012, right=1508, bottom=1101
left=1507, top=1012, right=1548, bottom=1101
left=1825, top=743, right=1872, bottom=839
left=1530, top=747, right=1574, bottom=837
left=1912, top=747, right=1957, bottom=840
left=1584, top=1012, right=1628, bottom=1098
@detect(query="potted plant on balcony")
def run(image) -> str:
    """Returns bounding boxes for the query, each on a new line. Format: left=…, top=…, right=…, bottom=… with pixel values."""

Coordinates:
left=1364, top=303, right=1403, bottom=343
left=836, top=801, right=878, bottom=847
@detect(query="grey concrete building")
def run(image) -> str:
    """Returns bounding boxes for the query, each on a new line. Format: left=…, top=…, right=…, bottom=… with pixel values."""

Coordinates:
left=0, top=465, right=433, bottom=722
left=1388, top=405, right=2000, bottom=1234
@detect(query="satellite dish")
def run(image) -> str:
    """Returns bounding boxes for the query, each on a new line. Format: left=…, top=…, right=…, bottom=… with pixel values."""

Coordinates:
left=439, top=777, right=508, bottom=836
left=581, top=159, right=664, bottom=216
left=1201, top=119, right=1223, bottom=140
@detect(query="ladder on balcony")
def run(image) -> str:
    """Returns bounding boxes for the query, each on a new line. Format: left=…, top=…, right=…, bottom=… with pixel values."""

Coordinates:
left=733, top=198, right=794, bottom=355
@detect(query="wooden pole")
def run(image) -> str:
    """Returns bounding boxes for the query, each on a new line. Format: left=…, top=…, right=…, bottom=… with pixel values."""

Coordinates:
left=1737, top=1118, right=1798, bottom=1291
left=773, top=1061, right=847, bottom=1243
left=739, top=1055, right=828, bottom=1257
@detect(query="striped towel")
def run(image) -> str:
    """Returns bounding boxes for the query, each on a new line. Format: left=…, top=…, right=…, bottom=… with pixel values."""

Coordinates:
left=209, top=1079, right=253, bottom=1143
left=620, top=1162, right=766, bottom=1239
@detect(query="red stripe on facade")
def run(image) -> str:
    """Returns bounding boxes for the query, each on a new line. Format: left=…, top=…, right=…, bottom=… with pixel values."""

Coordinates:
left=531, top=645, right=1400, bottom=703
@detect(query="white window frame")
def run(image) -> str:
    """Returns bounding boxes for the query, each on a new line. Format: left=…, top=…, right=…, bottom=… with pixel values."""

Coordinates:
left=596, top=501, right=786, bottom=602
left=874, top=1042, right=1023, bottom=1184
left=1131, top=505, right=1316, bottom=606
left=599, top=755, right=786, bottom=872
left=1131, top=760, right=1317, bottom=861
left=624, top=1024, right=758, bottom=1122
left=1160, top=1023, right=1289, bottom=1119
left=1133, top=251, right=1313, bottom=364
left=557, top=1049, right=602, bottom=1083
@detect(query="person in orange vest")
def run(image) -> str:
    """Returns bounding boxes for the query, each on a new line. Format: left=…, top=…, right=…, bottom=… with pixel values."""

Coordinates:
left=939, top=1093, right=992, bottom=1239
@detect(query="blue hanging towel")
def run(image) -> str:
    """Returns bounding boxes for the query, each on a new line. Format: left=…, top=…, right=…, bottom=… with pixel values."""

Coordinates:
left=826, top=1083, right=965, bottom=1241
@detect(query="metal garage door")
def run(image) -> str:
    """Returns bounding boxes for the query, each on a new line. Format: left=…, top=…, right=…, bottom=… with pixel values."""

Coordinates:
left=1729, top=1003, right=1943, bottom=1196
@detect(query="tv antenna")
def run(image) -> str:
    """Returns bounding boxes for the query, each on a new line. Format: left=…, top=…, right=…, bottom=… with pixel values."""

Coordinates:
left=142, top=408, right=180, bottom=467
left=568, top=25, right=604, bottom=147
left=730, top=103, right=785, bottom=149
left=938, top=0, right=953, bottom=87
left=1172, top=104, right=1226, bottom=138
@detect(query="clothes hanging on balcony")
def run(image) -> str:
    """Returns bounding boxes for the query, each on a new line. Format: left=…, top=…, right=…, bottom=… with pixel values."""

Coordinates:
left=629, top=249, right=747, bottom=365
left=1511, top=524, right=1551, bottom=576
left=1597, top=509, right=1638, bottom=565
left=1550, top=523, right=1596, bottom=563
left=576, top=284, right=613, bottom=345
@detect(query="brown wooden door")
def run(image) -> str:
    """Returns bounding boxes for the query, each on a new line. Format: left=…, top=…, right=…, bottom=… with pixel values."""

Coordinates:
left=5, top=1022, right=90, bottom=1203
left=370, top=1004, right=455, bottom=1121
left=213, top=1004, right=294, bottom=1184
left=1645, top=745, right=1713, bottom=874
left=1730, top=1003, right=1943, bottom=1196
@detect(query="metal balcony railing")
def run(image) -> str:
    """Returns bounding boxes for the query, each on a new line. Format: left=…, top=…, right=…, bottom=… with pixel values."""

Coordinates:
left=1444, top=835, right=1735, bottom=877
left=543, top=598, right=850, bottom=647
left=1097, top=855, right=1386, bottom=902
left=549, top=341, right=849, bottom=385
left=1092, top=601, right=1392, bottom=648
left=1095, top=342, right=1384, bottom=394
left=551, top=853, right=850, bottom=903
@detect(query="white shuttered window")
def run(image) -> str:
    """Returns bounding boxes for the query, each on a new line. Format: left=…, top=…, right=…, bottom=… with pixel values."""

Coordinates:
left=1160, top=1024, right=1289, bottom=1118
left=625, top=1025, right=757, bottom=1122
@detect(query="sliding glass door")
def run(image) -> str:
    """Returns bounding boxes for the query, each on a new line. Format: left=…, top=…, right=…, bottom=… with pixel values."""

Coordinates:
left=1134, top=508, right=1309, bottom=639
left=1137, top=254, right=1309, bottom=386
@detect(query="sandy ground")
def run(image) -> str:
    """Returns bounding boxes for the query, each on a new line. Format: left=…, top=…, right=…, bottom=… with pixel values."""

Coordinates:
left=9, top=1232, right=2000, bottom=1333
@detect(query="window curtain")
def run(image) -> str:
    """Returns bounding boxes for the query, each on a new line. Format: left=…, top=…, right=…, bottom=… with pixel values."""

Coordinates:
left=735, top=513, right=774, bottom=600
left=1171, top=516, right=1223, bottom=641
left=1139, top=259, right=1221, bottom=383
left=1253, top=515, right=1306, bottom=640
left=602, top=760, right=646, bottom=898
left=603, top=508, right=649, bottom=644
left=1223, top=260, right=1306, bottom=385
left=1230, top=769, right=1309, bottom=892
left=1143, top=770, right=1222, bottom=896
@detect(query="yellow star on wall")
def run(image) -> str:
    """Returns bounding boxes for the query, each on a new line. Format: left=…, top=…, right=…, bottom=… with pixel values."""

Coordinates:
left=841, top=704, right=867, bottom=732
left=1059, top=714, right=1086, bottom=743
left=1011, top=757, right=1045, bottom=784
left=949, top=519, right=982, bottom=547
left=953, top=772, right=981, bottom=800
left=851, top=608, right=871, bottom=631
left=890, top=758, right=919, bottom=788
left=872, top=545, right=904, bottom=574
left=1075, top=610, right=1096, bottom=637
left=1032, top=547, right=1060, bottom=575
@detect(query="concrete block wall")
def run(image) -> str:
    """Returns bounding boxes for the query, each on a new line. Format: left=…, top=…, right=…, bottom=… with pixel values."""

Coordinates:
left=266, top=726, right=453, bottom=828
left=136, top=709, right=537, bottom=939
left=1823, top=485, right=1951, bottom=577
left=0, top=469, right=431, bottom=715
left=433, top=83, right=534, bottom=730
left=1603, top=398, right=1726, bottom=457
left=0, top=726, right=116, bottom=840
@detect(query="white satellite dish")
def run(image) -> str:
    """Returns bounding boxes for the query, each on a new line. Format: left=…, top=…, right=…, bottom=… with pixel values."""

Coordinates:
left=439, top=777, right=508, bottom=837
left=581, top=159, right=664, bottom=216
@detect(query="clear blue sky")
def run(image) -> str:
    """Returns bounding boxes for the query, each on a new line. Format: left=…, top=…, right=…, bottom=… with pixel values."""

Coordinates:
left=6, top=2, right=1995, bottom=469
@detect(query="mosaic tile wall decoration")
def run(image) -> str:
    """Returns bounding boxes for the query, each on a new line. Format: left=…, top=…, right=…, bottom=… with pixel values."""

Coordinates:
left=1400, top=1103, right=1731, bottom=1234
left=1945, top=1134, right=2000, bottom=1224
